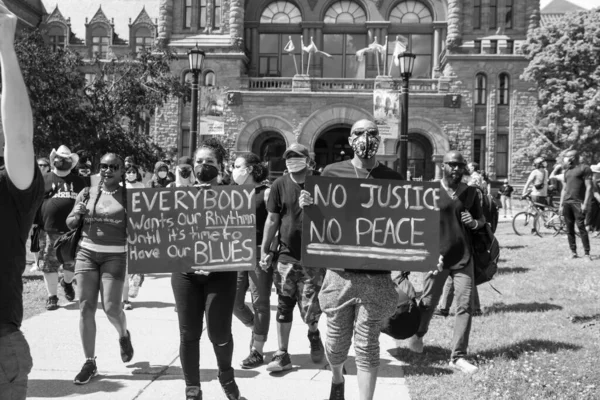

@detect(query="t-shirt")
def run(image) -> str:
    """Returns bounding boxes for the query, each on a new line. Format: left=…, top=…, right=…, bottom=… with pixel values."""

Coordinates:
left=498, top=184, right=514, bottom=197
left=322, top=160, right=404, bottom=274
left=0, top=164, right=44, bottom=328
left=564, top=164, right=592, bottom=203
left=74, top=186, right=127, bottom=250
left=438, top=183, right=483, bottom=269
left=39, top=172, right=86, bottom=233
left=528, top=169, right=547, bottom=196
left=267, top=174, right=304, bottom=263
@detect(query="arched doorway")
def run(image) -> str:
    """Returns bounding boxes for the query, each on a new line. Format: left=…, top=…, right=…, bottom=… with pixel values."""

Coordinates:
left=314, top=125, right=353, bottom=170
left=397, top=133, right=434, bottom=181
left=251, top=131, right=286, bottom=180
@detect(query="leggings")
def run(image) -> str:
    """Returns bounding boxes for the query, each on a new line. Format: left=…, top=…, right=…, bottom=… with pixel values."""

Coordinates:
left=171, top=271, right=237, bottom=388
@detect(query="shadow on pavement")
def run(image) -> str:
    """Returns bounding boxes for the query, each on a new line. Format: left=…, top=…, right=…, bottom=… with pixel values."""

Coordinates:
left=483, top=302, right=562, bottom=314
left=126, top=301, right=175, bottom=309
left=502, top=245, right=526, bottom=250
left=27, top=378, right=126, bottom=397
left=474, top=339, right=581, bottom=360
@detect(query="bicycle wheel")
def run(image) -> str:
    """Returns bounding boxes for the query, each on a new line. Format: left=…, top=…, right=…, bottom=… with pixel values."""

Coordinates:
left=535, top=210, right=560, bottom=237
left=512, top=212, right=537, bottom=236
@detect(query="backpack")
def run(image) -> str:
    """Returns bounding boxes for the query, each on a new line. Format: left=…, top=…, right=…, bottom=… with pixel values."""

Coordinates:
left=381, top=272, right=422, bottom=340
left=467, top=188, right=500, bottom=286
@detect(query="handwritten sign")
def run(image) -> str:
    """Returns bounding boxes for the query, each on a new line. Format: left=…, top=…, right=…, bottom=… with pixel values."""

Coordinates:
left=127, top=186, right=256, bottom=273
left=301, top=177, right=440, bottom=272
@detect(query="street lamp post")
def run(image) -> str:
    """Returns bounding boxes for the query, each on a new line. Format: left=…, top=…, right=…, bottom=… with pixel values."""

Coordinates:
left=397, top=52, right=416, bottom=178
left=187, top=44, right=206, bottom=157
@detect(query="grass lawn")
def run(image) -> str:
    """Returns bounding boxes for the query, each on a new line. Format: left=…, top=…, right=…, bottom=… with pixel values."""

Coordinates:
left=22, top=266, right=48, bottom=320
left=400, top=219, right=600, bottom=400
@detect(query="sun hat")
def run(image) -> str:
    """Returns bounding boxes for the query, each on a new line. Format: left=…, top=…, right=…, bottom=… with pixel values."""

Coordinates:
left=49, top=145, right=79, bottom=166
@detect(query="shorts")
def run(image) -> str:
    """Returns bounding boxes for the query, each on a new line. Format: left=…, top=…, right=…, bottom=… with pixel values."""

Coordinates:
left=38, top=231, right=74, bottom=273
left=74, top=246, right=127, bottom=281
left=274, top=261, right=325, bottom=325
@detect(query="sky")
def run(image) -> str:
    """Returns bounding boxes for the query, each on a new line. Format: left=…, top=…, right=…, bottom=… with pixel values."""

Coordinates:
left=541, top=0, right=600, bottom=9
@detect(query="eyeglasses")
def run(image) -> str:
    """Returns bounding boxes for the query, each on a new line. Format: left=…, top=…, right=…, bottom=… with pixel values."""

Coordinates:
left=351, top=128, right=379, bottom=137
left=38, top=163, right=49, bottom=168
left=99, top=163, right=120, bottom=172
left=444, top=162, right=465, bottom=169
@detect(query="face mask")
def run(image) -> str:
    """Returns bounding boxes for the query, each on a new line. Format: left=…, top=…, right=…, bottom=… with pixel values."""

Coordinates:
left=232, top=167, right=249, bottom=185
left=351, top=134, right=380, bottom=159
left=286, top=158, right=307, bottom=174
left=79, top=169, right=90, bottom=177
left=54, top=159, right=72, bottom=171
left=157, top=171, right=168, bottom=179
left=179, top=168, right=192, bottom=179
left=195, top=164, right=219, bottom=182
left=126, top=173, right=137, bottom=182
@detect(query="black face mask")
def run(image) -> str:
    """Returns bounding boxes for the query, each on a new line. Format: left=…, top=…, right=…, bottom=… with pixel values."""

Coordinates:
left=179, top=167, right=192, bottom=179
left=195, top=164, right=219, bottom=183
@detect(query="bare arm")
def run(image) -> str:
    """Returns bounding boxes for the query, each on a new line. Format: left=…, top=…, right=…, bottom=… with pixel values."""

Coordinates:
left=0, top=5, right=34, bottom=190
left=260, top=212, right=280, bottom=260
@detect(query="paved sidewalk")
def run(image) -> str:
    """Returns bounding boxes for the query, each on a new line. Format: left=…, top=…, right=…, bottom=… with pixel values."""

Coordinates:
left=22, top=273, right=411, bottom=400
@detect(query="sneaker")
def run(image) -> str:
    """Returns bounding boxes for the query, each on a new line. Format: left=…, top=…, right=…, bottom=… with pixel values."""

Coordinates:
left=570, top=253, right=579, bottom=259
left=119, top=330, right=134, bottom=363
left=308, top=330, right=324, bottom=363
left=186, top=386, right=202, bottom=400
left=584, top=254, right=593, bottom=262
left=329, top=380, right=345, bottom=400
left=60, top=277, right=75, bottom=302
left=73, top=358, right=97, bottom=385
left=472, top=309, right=483, bottom=317
left=240, top=349, right=263, bottom=369
left=266, top=351, right=292, bottom=372
left=407, top=334, right=424, bottom=353
left=433, top=308, right=449, bottom=317
left=45, top=295, right=59, bottom=311
left=449, top=358, right=478, bottom=374
left=123, top=300, right=133, bottom=310
left=218, top=368, right=240, bottom=400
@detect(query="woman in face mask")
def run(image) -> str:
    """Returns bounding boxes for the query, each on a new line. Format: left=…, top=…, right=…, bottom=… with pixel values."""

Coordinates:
left=230, top=153, right=276, bottom=369
left=172, top=138, right=241, bottom=400
left=124, top=165, right=145, bottom=189
left=147, top=161, right=173, bottom=188
left=167, top=156, right=196, bottom=188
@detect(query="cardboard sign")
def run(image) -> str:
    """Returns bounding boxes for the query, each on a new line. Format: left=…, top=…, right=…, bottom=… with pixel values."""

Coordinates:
left=302, top=176, right=440, bottom=272
left=127, top=186, right=256, bottom=273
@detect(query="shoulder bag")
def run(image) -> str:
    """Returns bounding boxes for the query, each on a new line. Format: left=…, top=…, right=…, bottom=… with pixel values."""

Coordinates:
left=54, top=187, right=91, bottom=264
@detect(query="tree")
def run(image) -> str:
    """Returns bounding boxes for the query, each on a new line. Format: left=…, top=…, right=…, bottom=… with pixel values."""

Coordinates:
left=521, top=9, right=600, bottom=162
left=8, top=29, right=186, bottom=168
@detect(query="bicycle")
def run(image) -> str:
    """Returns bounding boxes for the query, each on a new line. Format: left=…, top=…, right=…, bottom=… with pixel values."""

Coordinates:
left=534, top=206, right=580, bottom=238
left=511, top=194, right=548, bottom=236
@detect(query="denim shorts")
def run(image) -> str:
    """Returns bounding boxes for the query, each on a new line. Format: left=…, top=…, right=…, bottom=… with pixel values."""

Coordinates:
left=74, top=246, right=127, bottom=281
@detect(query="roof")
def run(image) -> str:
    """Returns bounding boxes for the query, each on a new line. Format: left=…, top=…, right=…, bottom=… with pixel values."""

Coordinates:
left=41, top=0, right=159, bottom=39
left=541, top=13, right=567, bottom=25
left=541, top=0, right=586, bottom=14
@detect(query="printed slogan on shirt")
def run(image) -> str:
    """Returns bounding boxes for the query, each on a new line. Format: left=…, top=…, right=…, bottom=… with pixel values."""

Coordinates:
left=127, top=186, right=256, bottom=273
left=302, top=176, right=440, bottom=272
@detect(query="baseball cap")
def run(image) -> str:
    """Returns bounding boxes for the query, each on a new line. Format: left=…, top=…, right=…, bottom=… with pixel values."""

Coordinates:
left=283, top=143, right=309, bottom=159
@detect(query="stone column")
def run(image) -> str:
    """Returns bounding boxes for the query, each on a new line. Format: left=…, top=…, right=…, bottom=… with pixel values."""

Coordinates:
left=432, top=154, right=444, bottom=181
left=432, top=23, right=445, bottom=76
left=157, top=0, right=173, bottom=46
left=446, top=0, right=462, bottom=50
left=229, top=0, right=244, bottom=42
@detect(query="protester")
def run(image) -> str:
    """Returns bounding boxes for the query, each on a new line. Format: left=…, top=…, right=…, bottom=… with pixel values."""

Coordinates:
left=466, top=162, right=487, bottom=194
left=147, top=160, right=173, bottom=188
left=37, top=145, right=86, bottom=310
left=124, top=165, right=145, bottom=189
left=260, top=143, right=325, bottom=373
left=298, top=119, right=433, bottom=400
left=498, top=178, right=514, bottom=218
left=37, top=157, right=51, bottom=177
left=230, top=153, right=274, bottom=369
left=66, top=153, right=133, bottom=385
left=522, top=157, right=548, bottom=206
left=559, top=150, right=592, bottom=260
left=407, top=150, right=485, bottom=374
left=587, top=163, right=600, bottom=236
left=0, top=5, right=46, bottom=397
left=167, top=156, right=196, bottom=188
left=171, top=138, right=240, bottom=400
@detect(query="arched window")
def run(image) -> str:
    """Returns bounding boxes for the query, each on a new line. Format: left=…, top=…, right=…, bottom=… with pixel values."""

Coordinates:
left=390, top=1, right=433, bottom=24
left=135, top=26, right=153, bottom=54
left=91, top=26, right=109, bottom=59
left=475, top=73, right=487, bottom=105
left=498, top=73, right=509, bottom=105
left=204, top=71, right=216, bottom=86
left=324, top=1, right=366, bottom=24
left=261, top=1, right=302, bottom=23
left=48, top=25, right=66, bottom=51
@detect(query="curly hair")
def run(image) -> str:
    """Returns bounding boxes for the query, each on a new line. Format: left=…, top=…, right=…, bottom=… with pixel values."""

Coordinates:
left=237, top=152, right=268, bottom=182
left=195, top=137, right=228, bottom=165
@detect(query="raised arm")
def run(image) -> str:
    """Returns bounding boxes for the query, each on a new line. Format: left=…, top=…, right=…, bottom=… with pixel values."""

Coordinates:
left=0, top=4, right=35, bottom=190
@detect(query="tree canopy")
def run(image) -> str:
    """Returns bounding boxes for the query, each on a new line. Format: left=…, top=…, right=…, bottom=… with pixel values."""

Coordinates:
left=521, top=9, right=600, bottom=163
left=8, top=29, right=186, bottom=169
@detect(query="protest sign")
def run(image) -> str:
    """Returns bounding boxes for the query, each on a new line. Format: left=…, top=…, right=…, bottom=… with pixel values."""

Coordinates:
left=301, top=176, right=440, bottom=272
left=127, top=186, right=256, bottom=273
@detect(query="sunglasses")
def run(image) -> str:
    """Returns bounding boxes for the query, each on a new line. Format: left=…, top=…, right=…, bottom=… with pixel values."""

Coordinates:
left=99, top=163, right=121, bottom=172
left=54, top=156, right=71, bottom=162
left=351, top=128, right=379, bottom=137
left=38, top=163, right=49, bottom=168
left=444, top=162, right=465, bottom=168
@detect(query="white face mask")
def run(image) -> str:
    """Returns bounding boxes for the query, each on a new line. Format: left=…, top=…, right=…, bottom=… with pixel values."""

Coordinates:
left=157, top=171, right=168, bottom=179
left=286, top=158, right=307, bottom=174
left=232, top=167, right=249, bottom=185
left=126, top=173, right=137, bottom=182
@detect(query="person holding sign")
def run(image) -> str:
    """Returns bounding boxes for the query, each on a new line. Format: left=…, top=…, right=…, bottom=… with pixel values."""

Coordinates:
left=66, top=153, right=134, bottom=385
left=299, top=119, right=412, bottom=400
left=260, top=143, right=326, bottom=373
left=170, top=138, right=241, bottom=400
left=230, top=153, right=275, bottom=369
left=406, top=151, right=485, bottom=374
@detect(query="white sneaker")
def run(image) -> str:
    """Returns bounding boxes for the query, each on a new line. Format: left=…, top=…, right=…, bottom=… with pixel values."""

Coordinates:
left=449, top=358, right=478, bottom=374
left=407, top=334, right=424, bottom=353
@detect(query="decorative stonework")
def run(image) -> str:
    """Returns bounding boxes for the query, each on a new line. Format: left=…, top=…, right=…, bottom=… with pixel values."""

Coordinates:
left=46, top=6, right=68, bottom=26
left=132, top=6, right=155, bottom=27
left=308, top=0, right=318, bottom=11
left=204, top=0, right=214, bottom=33
left=367, top=0, right=384, bottom=10
left=88, top=6, right=111, bottom=26
left=446, top=0, right=462, bottom=49
left=229, top=0, right=244, bottom=43
left=157, top=0, right=173, bottom=44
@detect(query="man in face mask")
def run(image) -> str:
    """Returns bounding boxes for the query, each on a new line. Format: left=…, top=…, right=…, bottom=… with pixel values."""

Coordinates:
left=37, top=145, right=87, bottom=310
left=147, top=160, right=173, bottom=188
left=559, top=150, right=593, bottom=260
left=260, top=143, right=326, bottom=374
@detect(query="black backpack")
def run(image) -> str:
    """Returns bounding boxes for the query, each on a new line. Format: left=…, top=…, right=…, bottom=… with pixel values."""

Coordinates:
left=467, top=189, right=500, bottom=285
left=381, top=272, right=421, bottom=340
